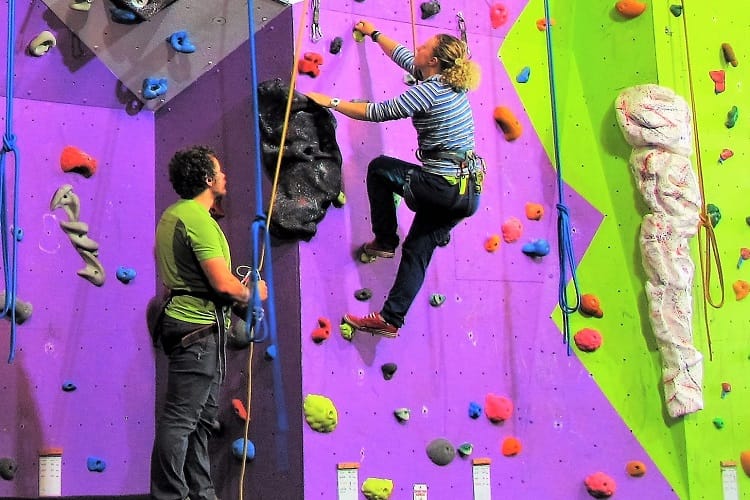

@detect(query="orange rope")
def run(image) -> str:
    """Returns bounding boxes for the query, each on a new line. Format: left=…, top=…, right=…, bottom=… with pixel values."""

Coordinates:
left=679, top=1, right=724, bottom=360
left=409, top=0, right=418, bottom=52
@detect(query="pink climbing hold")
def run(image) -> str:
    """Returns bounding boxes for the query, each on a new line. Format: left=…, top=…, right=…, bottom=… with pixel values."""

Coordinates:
left=574, top=328, right=603, bottom=352
left=489, top=3, right=508, bottom=28
left=501, top=217, right=523, bottom=243
left=484, top=393, right=513, bottom=423
left=584, top=471, right=616, bottom=498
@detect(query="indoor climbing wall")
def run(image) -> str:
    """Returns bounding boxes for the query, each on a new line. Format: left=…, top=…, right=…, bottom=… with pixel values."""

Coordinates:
left=294, top=0, right=677, bottom=498
left=0, top=2, right=156, bottom=496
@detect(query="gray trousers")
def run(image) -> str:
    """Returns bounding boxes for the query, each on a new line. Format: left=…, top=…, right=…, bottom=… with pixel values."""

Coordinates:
left=151, top=317, right=220, bottom=500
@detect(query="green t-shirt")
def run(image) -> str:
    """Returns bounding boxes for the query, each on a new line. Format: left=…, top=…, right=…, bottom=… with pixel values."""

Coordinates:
left=155, top=199, right=232, bottom=324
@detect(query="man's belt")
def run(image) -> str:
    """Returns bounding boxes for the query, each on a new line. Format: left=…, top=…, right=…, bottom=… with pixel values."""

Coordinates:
left=180, top=323, right=218, bottom=348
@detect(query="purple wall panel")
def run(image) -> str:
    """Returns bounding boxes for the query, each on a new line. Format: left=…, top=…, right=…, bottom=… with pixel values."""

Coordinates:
left=0, top=97, right=155, bottom=497
left=1, top=0, right=129, bottom=109
left=154, top=10, right=304, bottom=500
left=296, top=4, right=677, bottom=499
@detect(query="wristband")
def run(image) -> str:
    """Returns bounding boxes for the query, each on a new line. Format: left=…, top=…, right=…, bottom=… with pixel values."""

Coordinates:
left=370, top=30, right=381, bottom=42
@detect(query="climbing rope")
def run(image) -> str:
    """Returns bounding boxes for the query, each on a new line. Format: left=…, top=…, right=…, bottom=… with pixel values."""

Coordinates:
left=1, top=0, right=22, bottom=363
left=542, top=0, right=580, bottom=355
left=409, top=0, right=418, bottom=53
left=678, top=1, right=723, bottom=360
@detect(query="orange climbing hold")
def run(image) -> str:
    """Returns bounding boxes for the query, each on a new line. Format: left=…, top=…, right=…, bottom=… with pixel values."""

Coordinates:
left=625, top=460, right=647, bottom=477
left=580, top=293, right=604, bottom=318
left=60, top=145, right=98, bottom=177
left=232, top=398, right=249, bottom=421
left=740, top=450, right=750, bottom=477
left=298, top=52, right=324, bottom=78
left=535, top=18, right=556, bottom=31
left=615, top=0, right=647, bottom=18
left=525, top=202, right=544, bottom=221
left=710, top=70, right=726, bottom=94
left=484, top=234, right=501, bottom=252
left=501, top=436, right=522, bottom=457
left=493, top=106, right=522, bottom=141
left=732, top=280, right=749, bottom=301
left=311, top=317, right=332, bottom=342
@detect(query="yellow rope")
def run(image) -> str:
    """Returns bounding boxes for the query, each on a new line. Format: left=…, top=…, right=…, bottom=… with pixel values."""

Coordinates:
left=678, top=1, right=724, bottom=360
left=409, top=0, right=417, bottom=53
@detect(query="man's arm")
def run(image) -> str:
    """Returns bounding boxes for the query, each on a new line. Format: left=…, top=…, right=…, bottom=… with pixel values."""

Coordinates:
left=200, top=257, right=250, bottom=303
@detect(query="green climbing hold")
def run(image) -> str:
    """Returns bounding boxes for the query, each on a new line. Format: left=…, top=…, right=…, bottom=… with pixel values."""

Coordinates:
left=303, top=394, right=338, bottom=433
left=707, top=203, right=721, bottom=227
left=457, top=442, right=473, bottom=457
left=726, top=106, right=739, bottom=128
left=712, top=417, right=725, bottom=429
left=393, top=408, right=411, bottom=422
left=333, top=191, right=347, bottom=207
left=362, top=477, right=394, bottom=500
left=429, top=293, right=446, bottom=307
left=669, top=4, right=682, bottom=16
left=340, top=322, right=354, bottom=340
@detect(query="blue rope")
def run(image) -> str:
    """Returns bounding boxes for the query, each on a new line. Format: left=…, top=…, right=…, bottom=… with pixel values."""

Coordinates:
left=543, top=0, right=580, bottom=355
left=2, top=0, right=22, bottom=363
left=244, top=1, right=289, bottom=471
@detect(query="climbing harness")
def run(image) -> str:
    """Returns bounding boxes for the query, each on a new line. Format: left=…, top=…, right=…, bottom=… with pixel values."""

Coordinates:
left=677, top=1, right=723, bottom=360
left=1, top=0, right=23, bottom=363
left=542, top=0, right=580, bottom=355
left=310, top=0, right=322, bottom=42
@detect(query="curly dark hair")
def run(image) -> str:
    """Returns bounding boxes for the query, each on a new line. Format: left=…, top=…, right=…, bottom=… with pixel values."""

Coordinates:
left=168, top=145, right=217, bottom=199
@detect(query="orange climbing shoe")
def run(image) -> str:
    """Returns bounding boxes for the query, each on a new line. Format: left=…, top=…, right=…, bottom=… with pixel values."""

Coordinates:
left=343, top=312, right=399, bottom=338
left=362, top=240, right=396, bottom=259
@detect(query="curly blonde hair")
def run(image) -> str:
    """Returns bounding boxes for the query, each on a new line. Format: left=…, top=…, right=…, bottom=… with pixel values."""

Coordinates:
left=434, top=34, right=481, bottom=92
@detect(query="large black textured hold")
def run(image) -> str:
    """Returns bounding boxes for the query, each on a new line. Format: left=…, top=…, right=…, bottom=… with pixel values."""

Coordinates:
left=111, top=0, right=179, bottom=19
left=257, top=79, right=343, bottom=241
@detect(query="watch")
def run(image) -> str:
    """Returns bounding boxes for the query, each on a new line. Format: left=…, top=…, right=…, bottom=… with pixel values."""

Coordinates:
left=330, top=97, right=341, bottom=108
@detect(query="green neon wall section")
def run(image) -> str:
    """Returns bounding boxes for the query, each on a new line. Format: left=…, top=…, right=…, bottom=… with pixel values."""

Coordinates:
left=502, top=0, right=749, bottom=498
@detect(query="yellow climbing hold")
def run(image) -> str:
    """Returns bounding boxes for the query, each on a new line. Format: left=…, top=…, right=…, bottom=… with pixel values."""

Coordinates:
left=362, top=477, right=394, bottom=500
left=303, top=394, right=338, bottom=432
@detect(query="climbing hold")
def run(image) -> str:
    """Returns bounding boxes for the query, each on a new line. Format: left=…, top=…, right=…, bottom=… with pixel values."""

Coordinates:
left=457, top=442, right=473, bottom=457
left=525, top=202, right=544, bottom=220
left=516, top=67, right=530, bottom=83
left=334, top=191, right=347, bottom=207
left=167, top=31, right=196, bottom=54
left=60, top=145, right=98, bottom=177
left=429, top=293, right=446, bottom=307
left=110, top=7, right=140, bottom=24
left=719, top=148, right=734, bottom=163
left=521, top=239, right=550, bottom=258
left=584, top=472, right=616, bottom=498
left=536, top=18, right=555, bottom=31
left=303, top=394, right=338, bottom=432
left=615, top=0, right=647, bottom=18
left=721, top=382, right=731, bottom=398
left=501, top=217, right=523, bottom=243
left=493, top=106, right=522, bottom=141
left=27, top=31, right=57, bottom=57
left=484, top=394, right=513, bottom=423
left=0, top=292, right=32, bottom=325
left=722, top=43, right=738, bottom=67
left=355, top=288, right=373, bottom=301
left=142, top=77, right=168, bottom=100
left=733, top=280, right=749, bottom=301
left=625, top=460, right=646, bottom=477
left=426, top=438, right=456, bottom=466
left=70, top=0, right=92, bottom=11
left=713, top=417, right=725, bottom=429
left=86, top=456, right=106, bottom=472
left=381, top=362, right=398, bottom=380
left=361, top=478, right=394, bottom=500
left=352, top=28, right=366, bottom=43
left=420, top=0, right=441, bottom=19
left=393, top=408, right=410, bottom=422
left=580, top=293, right=604, bottom=318
left=707, top=203, right=721, bottom=227
left=227, top=317, right=251, bottom=349
left=116, top=266, right=136, bottom=284
left=62, top=381, right=77, bottom=392
left=77, top=250, right=106, bottom=287
left=574, top=328, right=603, bottom=352
left=231, top=438, right=256, bottom=460
left=59, top=221, right=98, bottom=252
left=710, top=70, right=726, bottom=94
left=0, top=457, right=17, bottom=480
left=339, top=321, right=355, bottom=340
left=468, top=401, right=482, bottom=419
left=311, top=317, right=332, bottom=343
left=51, top=185, right=82, bottom=221
left=737, top=248, right=750, bottom=269
left=501, top=436, right=522, bottom=457
left=489, top=3, right=508, bottom=28
left=484, top=234, right=501, bottom=252
left=740, top=450, right=750, bottom=477
left=298, top=52, right=324, bottom=78
left=669, top=4, right=682, bottom=16
left=264, top=344, right=277, bottom=360
left=329, top=36, right=343, bottom=54
left=726, top=106, right=739, bottom=128
left=232, top=398, right=249, bottom=421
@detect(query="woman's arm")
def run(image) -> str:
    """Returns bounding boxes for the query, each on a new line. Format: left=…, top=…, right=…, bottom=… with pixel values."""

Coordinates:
left=306, top=92, right=369, bottom=120
left=355, top=20, right=399, bottom=58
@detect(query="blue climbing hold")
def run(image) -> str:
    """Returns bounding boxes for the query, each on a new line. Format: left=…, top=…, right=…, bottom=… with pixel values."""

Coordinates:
left=522, top=239, right=551, bottom=258
left=110, top=7, right=140, bottom=24
left=168, top=31, right=196, bottom=54
left=142, top=78, right=168, bottom=100
left=231, top=438, right=256, bottom=460
left=116, top=266, right=137, bottom=284
left=264, top=344, right=278, bottom=360
left=62, top=381, right=77, bottom=392
left=516, top=67, right=530, bottom=83
left=468, top=401, right=482, bottom=419
left=86, top=456, right=106, bottom=472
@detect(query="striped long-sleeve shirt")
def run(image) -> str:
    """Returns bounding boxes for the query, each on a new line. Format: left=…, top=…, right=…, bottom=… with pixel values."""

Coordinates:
left=365, top=45, right=476, bottom=176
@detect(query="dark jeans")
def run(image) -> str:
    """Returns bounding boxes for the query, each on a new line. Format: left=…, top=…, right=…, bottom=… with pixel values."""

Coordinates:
left=367, top=155, right=479, bottom=328
left=151, top=317, right=220, bottom=500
